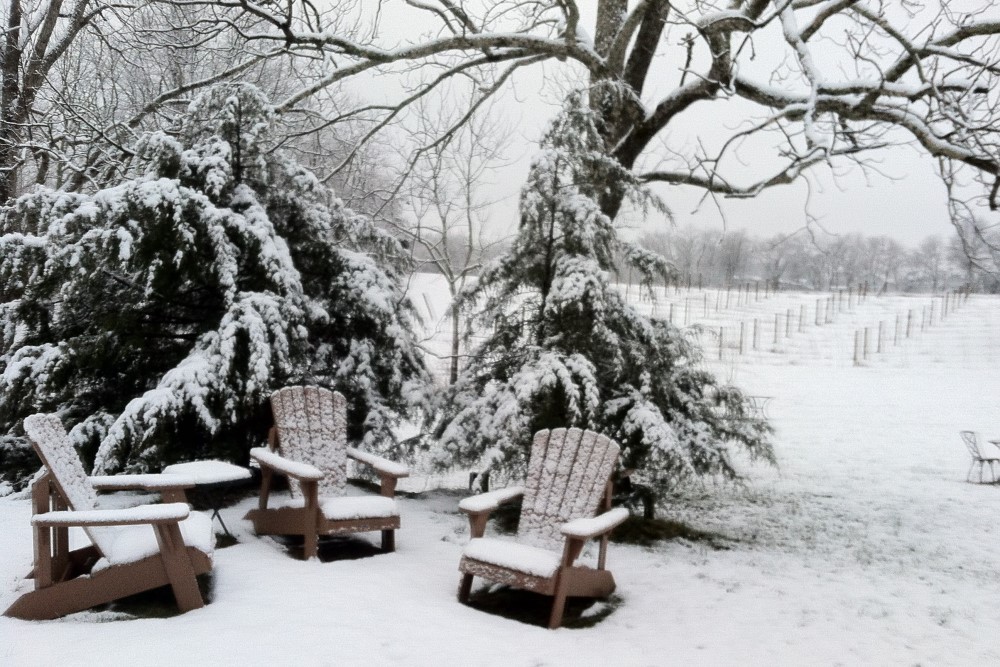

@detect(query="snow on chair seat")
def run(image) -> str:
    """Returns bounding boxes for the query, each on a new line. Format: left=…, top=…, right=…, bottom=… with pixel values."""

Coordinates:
left=4, top=413, right=213, bottom=620
left=91, top=510, right=214, bottom=570
left=245, top=386, right=409, bottom=559
left=462, top=537, right=561, bottom=579
left=264, top=494, right=398, bottom=520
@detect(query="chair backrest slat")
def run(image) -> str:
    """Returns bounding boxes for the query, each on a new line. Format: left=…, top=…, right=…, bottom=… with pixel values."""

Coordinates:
left=271, top=386, right=347, bottom=497
left=961, top=430, right=981, bottom=458
left=23, top=413, right=115, bottom=555
left=517, top=427, right=620, bottom=550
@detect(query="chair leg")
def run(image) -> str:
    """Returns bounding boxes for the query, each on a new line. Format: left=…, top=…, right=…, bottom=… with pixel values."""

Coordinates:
left=381, top=529, right=395, bottom=552
left=458, top=573, right=473, bottom=603
left=980, top=461, right=986, bottom=483
left=967, top=460, right=975, bottom=483
left=548, top=570, right=570, bottom=630
left=303, top=531, right=318, bottom=560
left=153, top=524, right=204, bottom=613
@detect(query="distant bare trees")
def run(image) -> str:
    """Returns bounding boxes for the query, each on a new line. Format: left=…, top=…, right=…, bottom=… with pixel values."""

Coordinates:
left=394, top=100, right=516, bottom=384
left=638, top=227, right=987, bottom=293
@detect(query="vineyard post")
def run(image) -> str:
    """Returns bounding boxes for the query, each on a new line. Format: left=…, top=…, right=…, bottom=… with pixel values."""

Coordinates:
left=877, top=321, right=884, bottom=353
left=719, top=327, right=725, bottom=360
left=799, top=304, right=805, bottom=332
left=815, top=298, right=822, bottom=325
left=753, top=318, right=759, bottom=350
left=739, top=321, right=745, bottom=355
left=854, top=330, right=861, bottom=366
left=774, top=314, right=780, bottom=345
left=864, top=327, right=870, bottom=359
left=907, top=310, right=913, bottom=338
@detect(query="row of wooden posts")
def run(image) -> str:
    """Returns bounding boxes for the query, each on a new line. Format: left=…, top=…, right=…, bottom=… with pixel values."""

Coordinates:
left=852, top=288, right=969, bottom=365
left=655, top=281, right=895, bottom=327
left=708, top=286, right=971, bottom=362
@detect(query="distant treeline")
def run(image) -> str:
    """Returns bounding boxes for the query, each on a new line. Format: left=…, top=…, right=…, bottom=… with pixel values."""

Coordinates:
left=409, top=226, right=999, bottom=294
left=627, top=228, right=997, bottom=294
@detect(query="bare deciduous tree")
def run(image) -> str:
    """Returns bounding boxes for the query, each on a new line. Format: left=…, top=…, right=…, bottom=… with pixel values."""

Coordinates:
left=163, top=1, right=1000, bottom=239
left=395, top=99, right=515, bottom=384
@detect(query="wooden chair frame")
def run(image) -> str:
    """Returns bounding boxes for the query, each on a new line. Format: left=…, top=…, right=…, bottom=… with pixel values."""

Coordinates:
left=5, top=414, right=211, bottom=620
left=244, top=387, right=409, bottom=560
left=456, top=428, right=629, bottom=629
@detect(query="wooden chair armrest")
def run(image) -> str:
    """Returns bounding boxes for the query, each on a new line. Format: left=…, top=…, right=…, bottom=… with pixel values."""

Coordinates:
left=90, top=474, right=196, bottom=491
left=31, top=503, right=190, bottom=527
left=560, top=507, right=630, bottom=540
left=459, top=486, right=524, bottom=538
left=458, top=486, right=525, bottom=515
left=347, top=448, right=410, bottom=478
left=249, top=447, right=323, bottom=481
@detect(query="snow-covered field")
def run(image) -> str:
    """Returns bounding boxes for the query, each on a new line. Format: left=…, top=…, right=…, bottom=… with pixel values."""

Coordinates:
left=3, top=278, right=1000, bottom=665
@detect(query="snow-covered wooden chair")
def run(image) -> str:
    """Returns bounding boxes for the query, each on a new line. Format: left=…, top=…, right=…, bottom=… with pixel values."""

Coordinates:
left=4, top=413, right=214, bottom=620
left=960, top=431, right=1000, bottom=483
left=245, top=386, right=409, bottom=559
left=457, top=427, right=629, bottom=629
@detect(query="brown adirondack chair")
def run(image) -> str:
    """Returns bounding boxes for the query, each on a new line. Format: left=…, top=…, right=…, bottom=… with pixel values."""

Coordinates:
left=457, top=427, right=629, bottom=629
left=244, top=386, right=409, bottom=560
left=4, top=414, right=214, bottom=620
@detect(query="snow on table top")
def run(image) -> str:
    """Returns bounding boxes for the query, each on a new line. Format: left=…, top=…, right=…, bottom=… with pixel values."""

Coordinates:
left=162, top=460, right=253, bottom=484
left=458, top=486, right=524, bottom=513
left=463, top=537, right=561, bottom=578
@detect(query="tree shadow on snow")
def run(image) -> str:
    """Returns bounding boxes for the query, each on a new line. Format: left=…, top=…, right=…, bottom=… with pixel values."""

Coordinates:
left=269, top=534, right=386, bottom=562
left=464, top=586, right=622, bottom=629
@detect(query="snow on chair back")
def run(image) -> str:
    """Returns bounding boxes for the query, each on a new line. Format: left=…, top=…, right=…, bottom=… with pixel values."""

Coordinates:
left=22, top=413, right=116, bottom=554
left=517, top=428, right=620, bottom=550
left=270, top=386, right=348, bottom=497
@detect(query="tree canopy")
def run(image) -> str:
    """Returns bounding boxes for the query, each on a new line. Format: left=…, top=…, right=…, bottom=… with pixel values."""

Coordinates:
left=0, top=84, right=427, bottom=484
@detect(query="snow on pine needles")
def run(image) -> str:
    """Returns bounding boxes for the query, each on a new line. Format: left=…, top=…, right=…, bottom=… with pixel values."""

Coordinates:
left=3, top=275, right=1000, bottom=664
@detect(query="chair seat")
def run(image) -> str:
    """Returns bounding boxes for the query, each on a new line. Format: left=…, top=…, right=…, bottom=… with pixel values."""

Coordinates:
left=463, top=537, right=561, bottom=578
left=93, top=511, right=215, bottom=569
left=268, top=494, right=399, bottom=521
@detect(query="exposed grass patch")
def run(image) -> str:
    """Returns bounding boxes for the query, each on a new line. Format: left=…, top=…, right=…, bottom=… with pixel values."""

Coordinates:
left=269, top=534, right=386, bottom=562
left=611, top=516, right=733, bottom=549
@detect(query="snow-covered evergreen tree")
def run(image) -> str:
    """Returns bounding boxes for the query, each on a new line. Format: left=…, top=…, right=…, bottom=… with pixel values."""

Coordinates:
left=434, top=88, right=774, bottom=517
left=0, top=84, right=427, bottom=486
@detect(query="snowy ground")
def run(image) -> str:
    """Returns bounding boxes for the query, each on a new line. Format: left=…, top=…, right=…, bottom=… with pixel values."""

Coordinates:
left=3, top=282, right=1000, bottom=665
